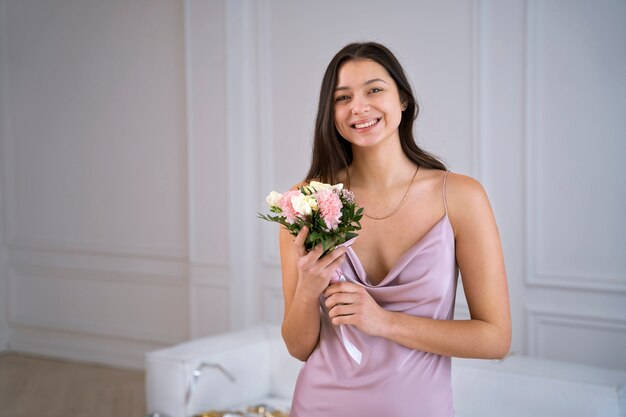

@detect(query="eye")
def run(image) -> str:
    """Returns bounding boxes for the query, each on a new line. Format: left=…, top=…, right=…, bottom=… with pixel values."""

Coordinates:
left=334, top=95, right=350, bottom=102
left=369, top=87, right=383, bottom=94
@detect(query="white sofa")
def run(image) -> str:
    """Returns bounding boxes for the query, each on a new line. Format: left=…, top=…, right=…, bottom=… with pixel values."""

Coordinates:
left=146, top=325, right=626, bottom=417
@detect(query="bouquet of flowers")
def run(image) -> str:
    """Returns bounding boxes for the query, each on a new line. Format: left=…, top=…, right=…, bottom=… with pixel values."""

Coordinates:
left=259, top=181, right=363, bottom=253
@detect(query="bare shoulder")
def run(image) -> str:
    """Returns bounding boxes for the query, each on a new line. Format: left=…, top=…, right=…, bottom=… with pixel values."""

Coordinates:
left=290, top=179, right=314, bottom=191
left=445, top=172, right=488, bottom=202
left=444, top=172, right=495, bottom=234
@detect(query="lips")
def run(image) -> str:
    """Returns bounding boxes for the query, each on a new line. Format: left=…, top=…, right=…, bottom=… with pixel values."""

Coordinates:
left=351, top=118, right=381, bottom=129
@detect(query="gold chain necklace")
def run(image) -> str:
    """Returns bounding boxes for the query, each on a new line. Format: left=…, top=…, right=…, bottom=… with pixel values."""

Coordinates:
left=349, top=164, right=420, bottom=221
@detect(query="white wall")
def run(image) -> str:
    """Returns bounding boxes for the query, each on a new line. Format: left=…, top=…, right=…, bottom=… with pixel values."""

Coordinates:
left=0, top=0, right=624, bottom=370
left=0, top=0, right=11, bottom=351
left=0, top=131, right=7, bottom=351
left=519, top=0, right=626, bottom=368
left=0, top=0, right=191, bottom=367
left=0, top=146, right=8, bottom=351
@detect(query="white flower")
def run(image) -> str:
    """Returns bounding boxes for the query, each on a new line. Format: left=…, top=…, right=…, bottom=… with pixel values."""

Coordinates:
left=265, top=191, right=283, bottom=208
left=306, top=195, right=318, bottom=211
left=291, top=194, right=318, bottom=216
left=308, top=181, right=344, bottom=192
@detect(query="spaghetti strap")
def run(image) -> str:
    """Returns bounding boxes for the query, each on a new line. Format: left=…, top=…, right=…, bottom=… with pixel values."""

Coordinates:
left=442, top=170, right=451, bottom=216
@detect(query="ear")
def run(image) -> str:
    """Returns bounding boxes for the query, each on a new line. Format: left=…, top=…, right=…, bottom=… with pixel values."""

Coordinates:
left=401, top=100, right=408, bottom=111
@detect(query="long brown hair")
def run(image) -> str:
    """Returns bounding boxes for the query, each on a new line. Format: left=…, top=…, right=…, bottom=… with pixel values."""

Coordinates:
left=305, top=42, right=447, bottom=184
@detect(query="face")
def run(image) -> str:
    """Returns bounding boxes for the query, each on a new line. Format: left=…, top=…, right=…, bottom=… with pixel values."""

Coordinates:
left=333, top=59, right=406, bottom=149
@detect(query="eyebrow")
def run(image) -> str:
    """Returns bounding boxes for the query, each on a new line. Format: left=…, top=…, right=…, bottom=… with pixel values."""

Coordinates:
left=335, top=78, right=388, bottom=91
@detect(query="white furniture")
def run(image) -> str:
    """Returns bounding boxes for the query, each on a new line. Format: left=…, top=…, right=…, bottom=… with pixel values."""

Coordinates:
left=146, top=325, right=626, bottom=417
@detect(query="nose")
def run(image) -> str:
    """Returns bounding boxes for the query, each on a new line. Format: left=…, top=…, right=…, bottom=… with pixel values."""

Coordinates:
left=350, top=94, right=370, bottom=114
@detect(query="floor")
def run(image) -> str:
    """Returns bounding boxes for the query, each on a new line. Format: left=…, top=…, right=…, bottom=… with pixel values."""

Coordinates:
left=0, top=353, right=146, bottom=417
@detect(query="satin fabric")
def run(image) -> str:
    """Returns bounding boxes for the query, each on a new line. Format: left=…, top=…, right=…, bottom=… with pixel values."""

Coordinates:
left=290, top=213, right=458, bottom=417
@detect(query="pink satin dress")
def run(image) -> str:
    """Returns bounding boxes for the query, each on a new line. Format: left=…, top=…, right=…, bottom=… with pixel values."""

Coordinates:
left=290, top=171, right=458, bottom=417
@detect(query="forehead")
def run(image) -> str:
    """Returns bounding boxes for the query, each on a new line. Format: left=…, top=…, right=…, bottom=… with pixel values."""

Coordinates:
left=336, top=59, right=393, bottom=86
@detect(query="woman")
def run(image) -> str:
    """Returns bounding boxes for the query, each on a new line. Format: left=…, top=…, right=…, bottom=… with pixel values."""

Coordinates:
left=279, top=42, right=511, bottom=417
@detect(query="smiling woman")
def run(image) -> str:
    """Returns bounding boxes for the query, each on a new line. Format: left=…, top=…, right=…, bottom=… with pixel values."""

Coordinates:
left=278, top=42, right=511, bottom=417
left=333, top=64, right=405, bottom=150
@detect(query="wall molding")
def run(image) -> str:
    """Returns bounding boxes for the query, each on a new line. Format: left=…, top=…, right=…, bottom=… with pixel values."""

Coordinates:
left=9, top=325, right=161, bottom=370
left=528, top=271, right=626, bottom=293
left=1, top=0, right=189, bottom=266
left=10, top=263, right=186, bottom=288
left=2, top=1, right=192, bottom=266
left=225, top=0, right=263, bottom=329
left=183, top=0, right=230, bottom=269
left=7, top=233, right=186, bottom=262
left=257, top=0, right=281, bottom=268
left=9, top=313, right=182, bottom=346
left=8, top=245, right=188, bottom=286
left=3, top=139, right=187, bottom=262
left=523, top=0, right=626, bottom=294
left=189, top=263, right=230, bottom=287
left=7, top=265, right=187, bottom=345
left=526, top=307, right=626, bottom=357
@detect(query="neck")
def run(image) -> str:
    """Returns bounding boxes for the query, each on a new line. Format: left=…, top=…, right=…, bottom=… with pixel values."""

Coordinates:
left=348, top=139, right=416, bottom=191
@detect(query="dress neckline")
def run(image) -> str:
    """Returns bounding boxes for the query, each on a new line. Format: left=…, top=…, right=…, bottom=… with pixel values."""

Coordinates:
left=346, top=214, right=451, bottom=286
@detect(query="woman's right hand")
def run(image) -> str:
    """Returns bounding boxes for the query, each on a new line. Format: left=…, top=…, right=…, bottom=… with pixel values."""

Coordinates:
left=293, top=226, right=347, bottom=300
left=280, top=225, right=347, bottom=360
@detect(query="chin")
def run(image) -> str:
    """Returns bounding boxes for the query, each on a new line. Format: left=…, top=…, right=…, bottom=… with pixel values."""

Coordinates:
left=345, top=135, right=388, bottom=149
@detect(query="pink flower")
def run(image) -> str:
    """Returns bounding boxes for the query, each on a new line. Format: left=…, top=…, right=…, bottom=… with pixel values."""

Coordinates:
left=315, top=190, right=343, bottom=231
left=341, top=189, right=355, bottom=204
left=279, top=190, right=302, bottom=224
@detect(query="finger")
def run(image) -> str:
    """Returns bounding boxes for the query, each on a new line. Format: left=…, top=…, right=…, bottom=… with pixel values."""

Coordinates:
left=328, top=304, right=354, bottom=318
left=328, top=303, right=354, bottom=318
left=304, top=241, right=343, bottom=266
left=303, top=243, right=325, bottom=262
left=331, top=314, right=356, bottom=327
left=324, top=281, right=357, bottom=297
left=293, top=226, right=309, bottom=256
left=325, top=292, right=353, bottom=309
left=320, top=247, right=347, bottom=269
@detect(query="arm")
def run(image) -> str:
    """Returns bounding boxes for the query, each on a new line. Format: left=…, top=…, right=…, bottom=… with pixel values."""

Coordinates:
left=280, top=222, right=347, bottom=361
left=324, top=174, right=511, bottom=359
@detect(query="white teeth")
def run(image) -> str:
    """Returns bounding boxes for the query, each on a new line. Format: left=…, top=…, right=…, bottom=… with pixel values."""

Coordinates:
left=354, top=119, right=378, bottom=129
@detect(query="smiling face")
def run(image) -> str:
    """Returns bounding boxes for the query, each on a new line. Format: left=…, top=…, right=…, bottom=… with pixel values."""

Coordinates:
left=333, top=59, right=406, bottom=149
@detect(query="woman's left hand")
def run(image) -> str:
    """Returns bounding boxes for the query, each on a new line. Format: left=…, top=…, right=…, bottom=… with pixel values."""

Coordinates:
left=323, top=282, right=391, bottom=337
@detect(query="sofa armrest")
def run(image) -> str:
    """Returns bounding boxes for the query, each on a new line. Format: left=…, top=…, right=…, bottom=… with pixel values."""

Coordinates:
left=452, top=356, right=626, bottom=417
left=146, top=326, right=273, bottom=417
